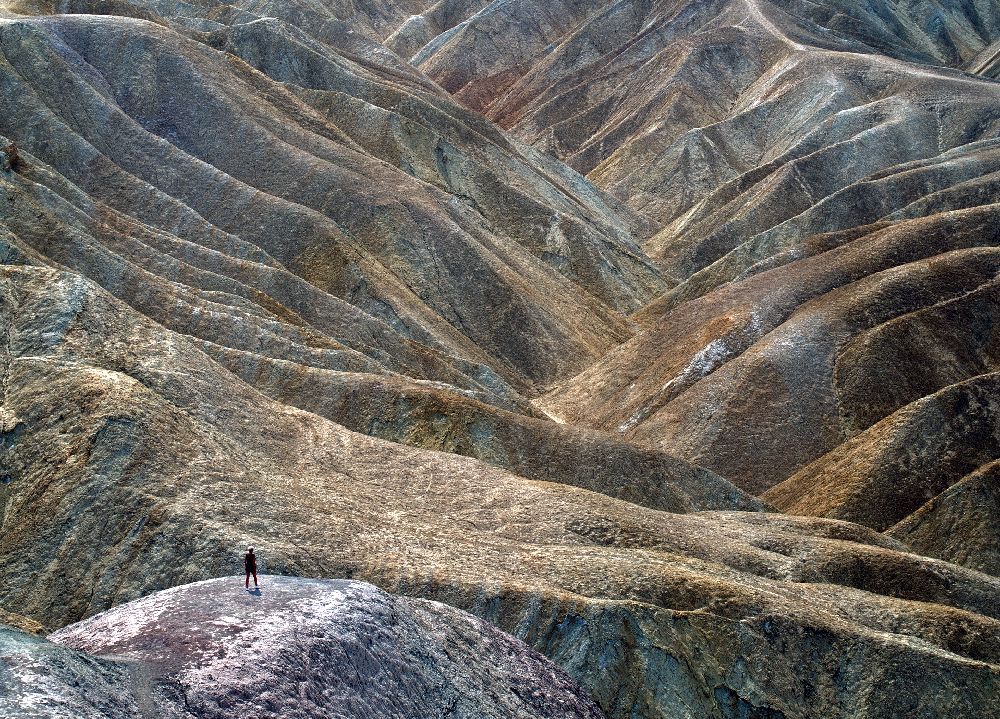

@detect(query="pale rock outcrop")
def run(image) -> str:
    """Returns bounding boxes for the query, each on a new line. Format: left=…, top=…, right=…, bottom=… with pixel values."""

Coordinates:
left=4, top=577, right=605, bottom=719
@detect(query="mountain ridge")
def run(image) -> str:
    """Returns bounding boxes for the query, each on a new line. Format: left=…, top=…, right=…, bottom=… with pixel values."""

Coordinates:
left=3, top=1, right=1000, bottom=717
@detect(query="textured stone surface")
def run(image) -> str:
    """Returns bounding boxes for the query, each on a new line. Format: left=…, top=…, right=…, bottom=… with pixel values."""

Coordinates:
left=2, top=265, right=1000, bottom=718
left=0, top=611, right=44, bottom=635
left=4, top=577, right=605, bottom=719
left=1, top=624, right=170, bottom=719
left=3, top=0, right=1000, bottom=717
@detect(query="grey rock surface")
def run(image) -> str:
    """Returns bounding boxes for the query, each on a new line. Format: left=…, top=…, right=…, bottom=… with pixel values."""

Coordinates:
left=1, top=624, right=175, bottom=719
left=5, top=577, right=605, bottom=718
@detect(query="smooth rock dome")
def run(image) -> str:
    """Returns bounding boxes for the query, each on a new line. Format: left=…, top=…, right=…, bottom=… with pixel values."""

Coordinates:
left=5, top=577, right=606, bottom=719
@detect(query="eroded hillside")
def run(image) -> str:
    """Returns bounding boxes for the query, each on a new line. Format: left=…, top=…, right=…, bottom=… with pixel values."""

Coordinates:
left=2, top=1, right=1000, bottom=718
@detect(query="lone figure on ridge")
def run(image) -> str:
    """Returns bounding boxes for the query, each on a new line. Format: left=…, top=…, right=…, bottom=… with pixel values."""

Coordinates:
left=244, top=546, right=258, bottom=589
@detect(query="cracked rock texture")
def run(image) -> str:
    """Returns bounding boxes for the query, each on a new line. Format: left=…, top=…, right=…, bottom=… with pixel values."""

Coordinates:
left=4, top=577, right=605, bottom=719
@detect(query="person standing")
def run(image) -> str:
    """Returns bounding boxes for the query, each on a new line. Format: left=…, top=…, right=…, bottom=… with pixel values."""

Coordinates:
left=244, top=546, right=258, bottom=589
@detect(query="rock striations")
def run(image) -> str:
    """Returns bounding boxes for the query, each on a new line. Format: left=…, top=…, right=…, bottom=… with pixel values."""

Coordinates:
left=2, top=265, right=1000, bottom=718
left=2, top=0, right=1000, bottom=718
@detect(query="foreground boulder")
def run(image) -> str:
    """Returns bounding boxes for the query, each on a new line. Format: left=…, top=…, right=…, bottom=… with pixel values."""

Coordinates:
left=1, top=624, right=163, bottom=719
left=3, top=577, right=605, bottom=719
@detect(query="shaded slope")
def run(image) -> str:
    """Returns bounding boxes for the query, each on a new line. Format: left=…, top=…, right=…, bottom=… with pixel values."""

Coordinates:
left=889, top=462, right=1000, bottom=577
left=510, top=5, right=1000, bottom=577
left=0, top=138, right=740, bottom=513
left=392, top=0, right=1000, bottom=122
left=1, top=625, right=171, bottom=719
left=0, top=6, right=663, bottom=396
left=544, top=207, right=1000, bottom=491
left=0, top=2, right=746, bottom=518
left=764, top=374, right=1000, bottom=577
left=244, top=364, right=761, bottom=513
left=392, top=0, right=601, bottom=113
left=967, top=38, right=1000, bottom=76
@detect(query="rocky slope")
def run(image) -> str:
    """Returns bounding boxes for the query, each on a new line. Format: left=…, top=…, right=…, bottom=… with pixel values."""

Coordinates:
left=0, top=0, right=767, bottom=514
left=2, top=625, right=162, bottom=719
left=967, top=36, right=1000, bottom=77
left=2, top=1, right=1000, bottom=718
left=4, top=577, right=605, bottom=718
left=2, top=265, right=1000, bottom=718
left=764, top=371, right=1000, bottom=576
left=494, top=0, right=1000, bottom=572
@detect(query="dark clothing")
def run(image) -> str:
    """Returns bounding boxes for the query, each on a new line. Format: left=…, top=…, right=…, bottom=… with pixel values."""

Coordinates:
left=244, top=551, right=258, bottom=588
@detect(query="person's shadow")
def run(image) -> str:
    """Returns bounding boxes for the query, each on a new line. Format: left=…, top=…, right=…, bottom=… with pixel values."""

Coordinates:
left=247, top=587, right=262, bottom=597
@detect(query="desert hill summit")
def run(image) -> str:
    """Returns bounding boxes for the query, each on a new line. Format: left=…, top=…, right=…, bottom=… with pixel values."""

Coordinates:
left=4, top=577, right=607, bottom=718
left=1, top=1, right=999, bottom=718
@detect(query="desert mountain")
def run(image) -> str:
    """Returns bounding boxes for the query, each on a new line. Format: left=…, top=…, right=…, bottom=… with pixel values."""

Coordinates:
left=3, top=264, right=1000, bottom=718
left=2, top=0, right=1000, bottom=718
left=485, top=0, right=1000, bottom=575
left=0, top=0, right=757, bottom=513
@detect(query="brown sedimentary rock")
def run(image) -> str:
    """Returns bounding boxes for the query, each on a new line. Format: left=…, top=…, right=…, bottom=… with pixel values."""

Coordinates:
left=3, top=1, right=1000, bottom=716
left=2, top=265, right=1000, bottom=718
